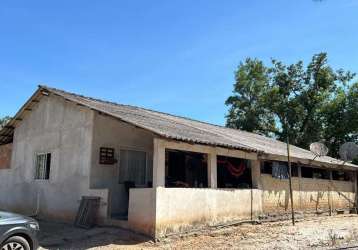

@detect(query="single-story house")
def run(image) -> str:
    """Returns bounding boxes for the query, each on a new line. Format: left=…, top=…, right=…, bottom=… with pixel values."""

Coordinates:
left=0, top=86, right=357, bottom=238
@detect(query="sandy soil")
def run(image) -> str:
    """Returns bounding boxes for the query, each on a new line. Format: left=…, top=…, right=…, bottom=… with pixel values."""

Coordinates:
left=39, top=214, right=358, bottom=250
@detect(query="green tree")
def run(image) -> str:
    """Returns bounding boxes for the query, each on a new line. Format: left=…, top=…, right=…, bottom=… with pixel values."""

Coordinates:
left=353, top=157, right=358, bottom=165
left=0, top=116, right=11, bottom=129
left=225, top=58, right=276, bottom=136
left=321, top=82, right=358, bottom=157
left=226, top=53, right=357, bottom=157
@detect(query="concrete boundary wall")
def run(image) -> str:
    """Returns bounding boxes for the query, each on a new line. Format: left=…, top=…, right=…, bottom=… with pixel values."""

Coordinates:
left=261, top=174, right=355, bottom=213
left=128, top=187, right=262, bottom=238
left=155, top=187, right=262, bottom=237
left=128, top=181, right=356, bottom=238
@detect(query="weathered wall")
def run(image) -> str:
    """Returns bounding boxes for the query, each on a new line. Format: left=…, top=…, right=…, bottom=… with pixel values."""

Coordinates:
left=0, top=95, right=95, bottom=222
left=155, top=188, right=262, bottom=237
left=0, top=143, right=12, bottom=169
left=261, top=174, right=355, bottom=213
left=90, top=113, right=154, bottom=217
left=128, top=188, right=157, bottom=236
left=128, top=187, right=262, bottom=238
left=128, top=176, right=355, bottom=238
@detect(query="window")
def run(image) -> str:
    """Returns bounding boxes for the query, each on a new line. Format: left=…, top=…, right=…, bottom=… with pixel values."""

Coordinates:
left=217, top=156, right=251, bottom=189
left=312, top=168, right=330, bottom=180
left=332, top=170, right=353, bottom=181
left=165, top=149, right=208, bottom=188
left=35, top=153, right=51, bottom=180
left=272, top=161, right=289, bottom=179
left=301, top=166, right=313, bottom=178
left=261, top=161, right=298, bottom=179
left=290, top=163, right=299, bottom=177
left=301, top=166, right=330, bottom=179
left=119, top=150, right=147, bottom=186
left=261, top=161, right=272, bottom=174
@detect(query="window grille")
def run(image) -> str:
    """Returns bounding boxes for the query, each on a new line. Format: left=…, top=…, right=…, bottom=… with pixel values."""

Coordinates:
left=35, top=153, right=51, bottom=180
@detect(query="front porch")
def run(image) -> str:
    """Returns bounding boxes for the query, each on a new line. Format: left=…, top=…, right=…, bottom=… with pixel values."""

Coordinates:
left=91, top=137, right=356, bottom=238
left=127, top=138, right=262, bottom=237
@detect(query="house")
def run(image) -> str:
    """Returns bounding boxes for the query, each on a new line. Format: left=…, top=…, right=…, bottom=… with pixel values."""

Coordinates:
left=0, top=85, right=357, bottom=238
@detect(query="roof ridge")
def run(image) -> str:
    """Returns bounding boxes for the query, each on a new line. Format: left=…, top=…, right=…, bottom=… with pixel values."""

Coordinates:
left=37, top=85, right=308, bottom=151
left=37, top=85, right=355, bottom=165
left=39, top=84, right=246, bottom=131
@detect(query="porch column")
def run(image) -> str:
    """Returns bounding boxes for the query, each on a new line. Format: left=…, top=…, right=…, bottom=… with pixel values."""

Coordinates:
left=153, top=138, right=166, bottom=187
left=251, top=160, right=262, bottom=189
left=208, top=152, right=217, bottom=188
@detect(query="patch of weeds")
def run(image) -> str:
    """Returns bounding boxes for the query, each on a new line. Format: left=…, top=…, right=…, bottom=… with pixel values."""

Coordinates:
left=328, top=229, right=339, bottom=246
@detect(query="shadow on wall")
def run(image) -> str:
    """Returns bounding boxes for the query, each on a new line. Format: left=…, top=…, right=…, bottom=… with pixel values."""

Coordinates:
left=310, top=192, right=325, bottom=211
left=0, top=183, right=38, bottom=215
left=265, top=189, right=354, bottom=213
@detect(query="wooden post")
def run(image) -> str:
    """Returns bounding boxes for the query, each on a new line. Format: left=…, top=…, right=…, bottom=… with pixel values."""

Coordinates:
left=355, top=171, right=358, bottom=214
left=286, top=135, right=295, bottom=226
left=298, top=166, right=302, bottom=210
left=328, top=170, right=333, bottom=216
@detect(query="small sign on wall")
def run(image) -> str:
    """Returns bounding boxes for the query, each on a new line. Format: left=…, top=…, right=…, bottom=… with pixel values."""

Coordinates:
left=99, top=147, right=117, bottom=165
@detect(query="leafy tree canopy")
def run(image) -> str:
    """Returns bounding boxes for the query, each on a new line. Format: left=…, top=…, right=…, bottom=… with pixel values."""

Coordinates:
left=0, top=116, right=11, bottom=130
left=226, top=53, right=358, bottom=158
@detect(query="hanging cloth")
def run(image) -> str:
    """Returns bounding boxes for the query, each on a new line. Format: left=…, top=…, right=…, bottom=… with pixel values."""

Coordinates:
left=272, top=162, right=289, bottom=179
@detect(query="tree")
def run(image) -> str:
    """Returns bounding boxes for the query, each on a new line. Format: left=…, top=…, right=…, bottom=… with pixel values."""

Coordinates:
left=0, top=116, right=11, bottom=129
left=226, top=53, right=357, bottom=157
left=321, top=82, right=358, bottom=157
left=353, top=157, right=358, bottom=165
left=225, top=58, right=276, bottom=136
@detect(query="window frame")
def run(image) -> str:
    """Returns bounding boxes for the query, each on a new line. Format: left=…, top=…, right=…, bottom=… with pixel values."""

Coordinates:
left=34, top=152, right=52, bottom=181
left=118, top=147, right=149, bottom=187
left=332, top=170, right=354, bottom=182
left=261, top=160, right=299, bottom=179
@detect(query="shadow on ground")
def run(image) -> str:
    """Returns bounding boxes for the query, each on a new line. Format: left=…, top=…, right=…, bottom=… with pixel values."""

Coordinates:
left=38, top=220, right=152, bottom=249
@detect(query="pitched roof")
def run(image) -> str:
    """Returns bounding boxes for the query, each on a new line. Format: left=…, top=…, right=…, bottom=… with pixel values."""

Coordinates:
left=1, top=85, right=357, bottom=169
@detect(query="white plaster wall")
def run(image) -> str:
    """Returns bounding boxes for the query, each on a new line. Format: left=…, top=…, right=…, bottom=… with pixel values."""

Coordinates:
left=128, top=187, right=262, bottom=238
left=0, top=95, right=95, bottom=222
left=155, top=187, right=262, bottom=236
left=90, top=113, right=154, bottom=216
left=261, top=174, right=355, bottom=213
left=128, top=188, right=157, bottom=236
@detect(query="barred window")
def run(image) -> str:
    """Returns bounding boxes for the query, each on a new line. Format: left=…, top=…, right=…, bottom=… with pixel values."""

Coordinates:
left=35, top=153, right=51, bottom=180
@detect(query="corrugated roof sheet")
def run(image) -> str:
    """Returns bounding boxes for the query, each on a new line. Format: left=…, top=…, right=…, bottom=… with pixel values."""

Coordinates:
left=1, top=85, right=357, bottom=169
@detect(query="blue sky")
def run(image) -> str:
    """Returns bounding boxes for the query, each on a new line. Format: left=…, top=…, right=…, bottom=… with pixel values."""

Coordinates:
left=1, top=0, right=358, bottom=125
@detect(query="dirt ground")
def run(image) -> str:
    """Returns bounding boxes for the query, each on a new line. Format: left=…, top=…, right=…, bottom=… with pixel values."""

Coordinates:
left=38, top=214, right=358, bottom=250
